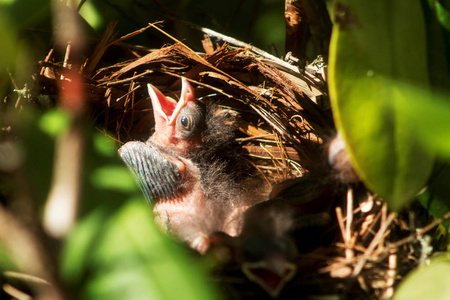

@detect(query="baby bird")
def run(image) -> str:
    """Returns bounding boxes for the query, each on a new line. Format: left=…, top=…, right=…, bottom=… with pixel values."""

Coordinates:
left=119, top=78, right=267, bottom=253
left=210, top=175, right=336, bottom=297
left=147, top=77, right=206, bottom=158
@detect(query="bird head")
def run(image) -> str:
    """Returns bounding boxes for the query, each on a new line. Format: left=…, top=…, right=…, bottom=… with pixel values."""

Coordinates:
left=236, top=203, right=299, bottom=298
left=148, top=78, right=206, bottom=157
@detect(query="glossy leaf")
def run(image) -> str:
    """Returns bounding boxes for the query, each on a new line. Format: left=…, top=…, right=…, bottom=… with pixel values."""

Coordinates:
left=328, top=0, right=434, bottom=210
left=393, top=253, right=450, bottom=300
left=390, top=86, right=450, bottom=229
left=396, top=87, right=450, bottom=157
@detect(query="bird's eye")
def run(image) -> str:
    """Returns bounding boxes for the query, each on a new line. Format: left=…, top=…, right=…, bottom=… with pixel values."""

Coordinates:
left=179, top=115, right=190, bottom=129
left=175, top=105, right=205, bottom=138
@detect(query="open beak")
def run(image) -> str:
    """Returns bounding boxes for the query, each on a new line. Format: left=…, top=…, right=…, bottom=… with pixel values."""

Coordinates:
left=147, top=77, right=197, bottom=126
left=242, top=256, right=297, bottom=298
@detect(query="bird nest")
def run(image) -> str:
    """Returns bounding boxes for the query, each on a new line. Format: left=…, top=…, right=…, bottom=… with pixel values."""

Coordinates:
left=33, top=24, right=444, bottom=299
left=37, top=23, right=333, bottom=182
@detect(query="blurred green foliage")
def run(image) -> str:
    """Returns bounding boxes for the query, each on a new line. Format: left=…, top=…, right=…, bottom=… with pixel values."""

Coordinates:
left=2, top=0, right=450, bottom=298
left=428, top=0, right=450, bottom=31
left=418, top=163, right=450, bottom=229
left=77, top=0, right=285, bottom=52
left=328, top=0, right=434, bottom=211
left=3, top=107, right=219, bottom=299
left=66, top=199, right=217, bottom=300
left=393, top=253, right=450, bottom=300
left=0, top=0, right=52, bottom=100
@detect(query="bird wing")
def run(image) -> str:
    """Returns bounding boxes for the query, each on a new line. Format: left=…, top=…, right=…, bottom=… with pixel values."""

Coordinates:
left=119, top=141, right=182, bottom=203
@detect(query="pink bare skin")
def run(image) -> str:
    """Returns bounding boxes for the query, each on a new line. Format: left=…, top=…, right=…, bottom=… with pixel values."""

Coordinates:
left=148, top=77, right=203, bottom=158
left=147, top=78, right=260, bottom=253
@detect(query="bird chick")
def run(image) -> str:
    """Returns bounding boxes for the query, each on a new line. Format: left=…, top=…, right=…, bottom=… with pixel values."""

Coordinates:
left=119, top=78, right=267, bottom=253
left=119, top=140, right=212, bottom=253
left=210, top=175, right=335, bottom=297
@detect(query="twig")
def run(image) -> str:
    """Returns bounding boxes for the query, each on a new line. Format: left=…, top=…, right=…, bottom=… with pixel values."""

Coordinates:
left=352, top=212, right=396, bottom=277
left=345, top=188, right=354, bottom=260
left=76, top=0, right=87, bottom=11
left=83, top=21, right=118, bottom=76
left=60, top=43, right=71, bottom=80
left=7, top=69, right=23, bottom=108
left=3, top=271, right=50, bottom=286
left=115, top=85, right=141, bottom=102
left=107, top=22, right=155, bottom=47
left=182, top=20, right=282, bottom=63
left=236, top=134, right=275, bottom=142
left=0, top=206, right=63, bottom=299
left=259, top=143, right=285, bottom=174
left=389, top=210, right=450, bottom=249
left=336, top=207, right=346, bottom=247
left=43, top=119, right=85, bottom=238
left=40, top=49, right=54, bottom=76
left=288, top=159, right=303, bottom=174
left=102, top=70, right=154, bottom=86
left=285, top=0, right=308, bottom=58
left=382, top=248, right=397, bottom=299
left=179, top=20, right=323, bottom=97
left=241, top=156, right=272, bottom=188
left=44, top=1, right=86, bottom=239
left=3, top=283, right=32, bottom=300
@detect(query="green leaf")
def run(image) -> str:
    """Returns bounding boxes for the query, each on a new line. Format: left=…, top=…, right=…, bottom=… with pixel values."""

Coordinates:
left=423, top=1, right=450, bottom=90
left=0, top=10, right=18, bottom=70
left=418, top=163, right=450, bottom=231
left=328, top=0, right=434, bottom=210
left=396, top=88, right=450, bottom=157
left=38, top=109, right=71, bottom=137
left=0, top=242, right=16, bottom=272
left=90, top=166, right=138, bottom=192
left=428, top=0, right=450, bottom=31
left=92, top=132, right=118, bottom=157
left=79, top=1, right=103, bottom=30
left=78, top=130, right=139, bottom=216
left=393, top=253, right=450, bottom=300
left=60, top=209, right=108, bottom=284
left=17, top=109, right=56, bottom=206
left=66, top=200, right=218, bottom=300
